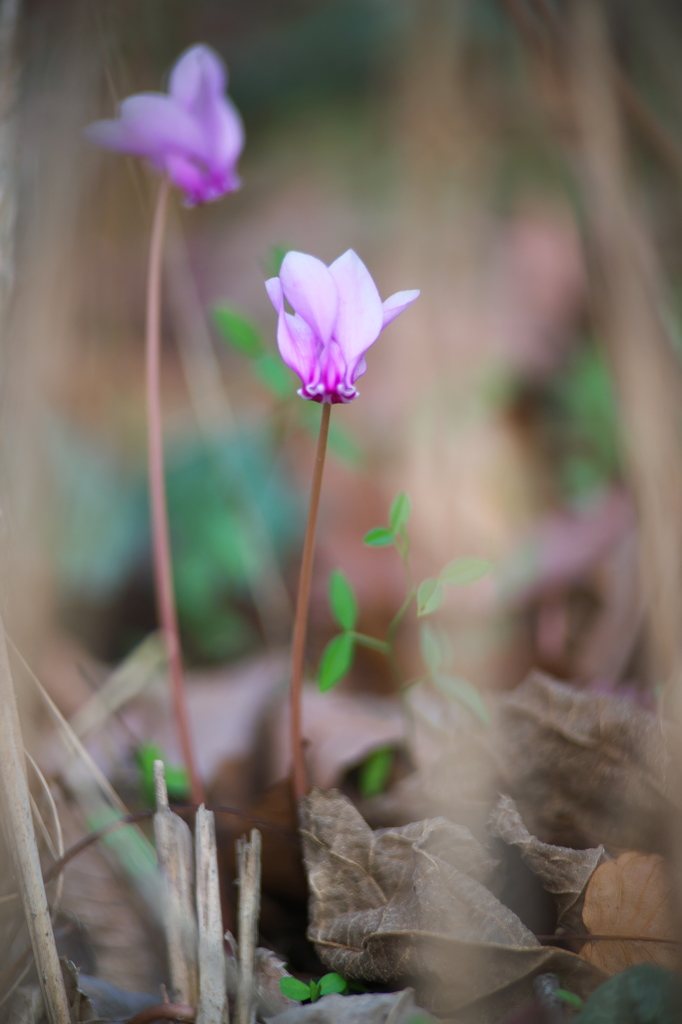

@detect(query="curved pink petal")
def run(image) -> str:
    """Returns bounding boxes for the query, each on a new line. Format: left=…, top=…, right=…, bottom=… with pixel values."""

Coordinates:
left=279, top=252, right=338, bottom=346
left=351, top=355, right=367, bottom=383
left=328, top=249, right=383, bottom=364
left=210, top=95, right=245, bottom=169
left=381, top=289, right=420, bottom=328
left=265, top=277, right=318, bottom=386
left=169, top=45, right=227, bottom=109
left=85, top=94, right=205, bottom=160
left=170, top=47, right=243, bottom=174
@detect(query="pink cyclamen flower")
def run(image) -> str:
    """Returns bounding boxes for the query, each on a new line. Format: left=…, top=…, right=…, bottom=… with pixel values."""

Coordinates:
left=84, top=44, right=244, bottom=206
left=265, top=250, right=419, bottom=403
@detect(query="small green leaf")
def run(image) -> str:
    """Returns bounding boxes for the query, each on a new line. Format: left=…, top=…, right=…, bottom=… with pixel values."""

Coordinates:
left=279, top=977, right=312, bottom=1001
left=419, top=624, right=442, bottom=673
left=363, top=527, right=395, bottom=547
left=389, top=492, right=411, bottom=534
left=328, top=570, right=358, bottom=631
left=434, top=673, right=490, bottom=725
left=309, top=981, right=321, bottom=1003
left=554, top=989, right=583, bottom=1011
left=137, top=744, right=189, bottom=806
left=213, top=306, right=264, bottom=358
left=319, top=973, right=348, bottom=996
left=417, top=578, right=443, bottom=616
left=164, top=765, right=190, bottom=802
left=358, top=747, right=394, bottom=798
left=439, top=556, right=491, bottom=587
left=318, top=633, right=355, bottom=692
left=254, top=353, right=295, bottom=398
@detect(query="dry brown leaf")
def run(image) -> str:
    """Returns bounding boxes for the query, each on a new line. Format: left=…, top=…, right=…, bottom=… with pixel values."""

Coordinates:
left=580, top=852, right=678, bottom=975
left=488, top=794, right=607, bottom=932
left=497, top=672, right=677, bottom=851
left=300, top=789, right=604, bottom=1022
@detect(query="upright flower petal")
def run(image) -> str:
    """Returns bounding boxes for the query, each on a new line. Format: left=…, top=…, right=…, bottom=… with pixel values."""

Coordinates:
left=265, top=277, right=318, bottom=388
left=381, top=289, right=421, bottom=328
left=328, top=249, right=383, bottom=365
left=170, top=45, right=244, bottom=172
left=169, top=45, right=227, bottom=108
left=280, top=252, right=338, bottom=345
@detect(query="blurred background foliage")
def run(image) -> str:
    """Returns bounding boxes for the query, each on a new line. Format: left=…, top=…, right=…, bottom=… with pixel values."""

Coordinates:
left=8, top=0, right=682, bottom=698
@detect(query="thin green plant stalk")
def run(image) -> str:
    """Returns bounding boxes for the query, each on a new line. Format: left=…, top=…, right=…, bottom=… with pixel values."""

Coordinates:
left=290, top=402, right=331, bottom=802
left=146, top=177, right=203, bottom=806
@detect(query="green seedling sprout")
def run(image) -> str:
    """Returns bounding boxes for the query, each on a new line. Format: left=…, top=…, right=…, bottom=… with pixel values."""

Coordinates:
left=279, top=973, right=349, bottom=1003
left=318, top=492, right=492, bottom=754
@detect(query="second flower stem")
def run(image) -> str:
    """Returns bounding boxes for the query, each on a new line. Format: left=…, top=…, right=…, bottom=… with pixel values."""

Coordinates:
left=290, top=401, right=331, bottom=802
left=146, top=177, right=203, bottom=806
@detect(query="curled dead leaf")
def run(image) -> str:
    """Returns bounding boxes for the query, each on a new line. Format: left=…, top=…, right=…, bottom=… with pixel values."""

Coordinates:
left=488, top=794, right=607, bottom=933
left=497, top=672, right=677, bottom=851
left=580, top=852, right=678, bottom=975
left=300, top=789, right=604, bottom=1021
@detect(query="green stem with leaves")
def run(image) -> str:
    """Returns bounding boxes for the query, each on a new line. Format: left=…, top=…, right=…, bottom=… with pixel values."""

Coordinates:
left=146, top=177, right=203, bottom=806
left=290, top=402, right=331, bottom=802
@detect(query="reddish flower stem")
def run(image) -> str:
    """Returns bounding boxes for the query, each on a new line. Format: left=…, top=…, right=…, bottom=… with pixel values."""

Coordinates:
left=146, top=177, right=203, bottom=806
left=290, top=401, right=331, bottom=802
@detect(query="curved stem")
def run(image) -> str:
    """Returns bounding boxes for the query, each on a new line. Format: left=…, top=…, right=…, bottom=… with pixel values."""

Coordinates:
left=290, top=402, right=331, bottom=802
left=146, top=177, right=203, bottom=806
left=349, top=631, right=391, bottom=655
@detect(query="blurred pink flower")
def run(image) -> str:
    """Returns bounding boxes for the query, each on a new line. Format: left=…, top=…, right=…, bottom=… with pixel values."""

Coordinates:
left=85, top=45, right=244, bottom=206
left=265, top=250, right=419, bottom=403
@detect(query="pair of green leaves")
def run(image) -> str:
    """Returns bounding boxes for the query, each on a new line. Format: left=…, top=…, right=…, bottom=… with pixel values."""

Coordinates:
left=318, top=570, right=358, bottom=692
left=416, top=556, right=491, bottom=617
left=279, top=973, right=348, bottom=1003
left=364, top=492, right=411, bottom=548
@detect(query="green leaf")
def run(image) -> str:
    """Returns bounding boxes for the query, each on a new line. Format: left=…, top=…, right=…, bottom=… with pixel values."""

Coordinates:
left=279, top=977, right=312, bottom=1002
left=363, top=527, right=395, bottom=547
left=309, top=981, right=321, bottom=1003
left=358, top=747, right=394, bottom=799
left=555, top=989, right=583, bottom=1011
left=328, top=570, right=358, bottom=631
left=318, top=633, right=355, bottom=692
left=434, top=673, right=490, bottom=725
left=575, top=964, right=682, bottom=1023
left=439, top=556, right=491, bottom=587
left=389, top=492, right=411, bottom=534
left=213, top=306, right=264, bottom=358
left=136, top=744, right=189, bottom=806
left=419, top=624, right=442, bottom=673
left=319, top=974, right=348, bottom=996
left=254, top=353, right=295, bottom=399
left=417, top=578, right=443, bottom=616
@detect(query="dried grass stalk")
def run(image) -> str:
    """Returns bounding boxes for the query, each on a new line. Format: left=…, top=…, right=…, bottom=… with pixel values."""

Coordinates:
left=195, top=806, right=228, bottom=1024
left=0, top=615, right=70, bottom=1024
left=154, top=760, right=199, bottom=1006
left=236, top=830, right=261, bottom=1024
